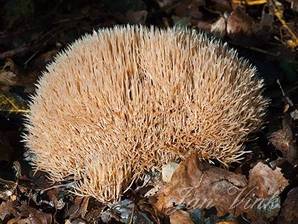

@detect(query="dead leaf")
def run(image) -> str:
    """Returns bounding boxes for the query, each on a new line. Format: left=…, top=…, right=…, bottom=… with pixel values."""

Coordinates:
left=173, top=0, right=204, bottom=19
left=154, top=155, right=288, bottom=221
left=0, top=177, right=18, bottom=201
left=18, top=204, right=52, bottom=224
left=277, top=187, right=298, bottom=224
left=269, top=115, right=297, bottom=164
left=2, top=59, right=19, bottom=74
left=7, top=217, right=23, bottom=224
left=259, top=5, right=274, bottom=31
left=154, top=154, right=248, bottom=215
left=84, top=205, right=103, bottom=223
left=248, top=162, right=288, bottom=198
left=0, top=71, right=17, bottom=87
left=0, top=200, right=52, bottom=224
left=211, top=15, right=227, bottom=37
left=46, top=188, right=65, bottom=210
left=216, top=221, right=239, bottom=224
left=0, top=162, right=19, bottom=201
left=0, top=59, right=18, bottom=91
left=162, top=162, right=179, bottom=183
left=66, top=196, right=90, bottom=220
left=0, top=201, right=18, bottom=221
left=169, top=210, right=194, bottom=224
left=226, top=7, right=254, bottom=36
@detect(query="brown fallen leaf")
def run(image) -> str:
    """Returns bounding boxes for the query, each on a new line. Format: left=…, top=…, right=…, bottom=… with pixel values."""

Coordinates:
left=0, top=177, right=18, bottom=201
left=269, top=115, right=297, bottom=164
left=211, top=15, right=227, bottom=37
left=173, top=0, right=204, bottom=19
left=84, top=205, right=104, bottom=223
left=248, top=162, right=289, bottom=198
left=162, top=162, right=179, bottom=183
left=154, top=155, right=288, bottom=221
left=18, top=204, right=52, bottom=224
left=154, top=154, right=248, bottom=214
left=66, top=196, right=90, bottom=220
left=46, top=188, right=65, bottom=210
left=0, top=162, right=19, bottom=201
left=277, top=187, right=298, bottom=224
left=216, top=221, right=239, bottom=224
left=259, top=5, right=274, bottom=31
left=0, top=70, right=17, bottom=87
left=0, top=59, right=18, bottom=92
left=0, top=201, right=18, bottom=221
left=226, top=7, right=254, bottom=36
left=211, top=7, right=260, bottom=39
left=0, top=201, right=52, bottom=224
left=7, top=217, right=23, bottom=224
left=169, top=210, right=194, bottom=224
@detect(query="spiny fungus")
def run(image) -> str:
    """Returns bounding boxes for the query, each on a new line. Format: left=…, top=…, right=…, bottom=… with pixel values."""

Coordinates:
left=24, top=26, right=268, bottom=203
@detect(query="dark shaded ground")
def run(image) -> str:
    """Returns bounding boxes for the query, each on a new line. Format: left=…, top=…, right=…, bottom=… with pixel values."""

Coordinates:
left=0, top=0, right=297, bottom=223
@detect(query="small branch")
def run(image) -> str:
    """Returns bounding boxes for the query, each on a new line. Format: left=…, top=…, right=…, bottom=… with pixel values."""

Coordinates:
left=0, top=45, right=31, bottom=59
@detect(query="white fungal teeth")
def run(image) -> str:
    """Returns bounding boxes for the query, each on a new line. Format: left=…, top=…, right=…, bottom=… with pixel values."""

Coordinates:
left=24, top=25, right=268, bottom=203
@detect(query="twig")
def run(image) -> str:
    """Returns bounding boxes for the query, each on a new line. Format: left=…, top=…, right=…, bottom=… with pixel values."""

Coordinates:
left=277, top=79, right=294, bottom=108
left=0, top=45, right=31, bottom=59
left=128, top=204, right=135, bottom=224
left=40, top=182, right=75, bottom=194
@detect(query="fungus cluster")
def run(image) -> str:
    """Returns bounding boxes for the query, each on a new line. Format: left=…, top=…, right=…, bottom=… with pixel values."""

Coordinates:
left=24, top=26, right=268, bottom=203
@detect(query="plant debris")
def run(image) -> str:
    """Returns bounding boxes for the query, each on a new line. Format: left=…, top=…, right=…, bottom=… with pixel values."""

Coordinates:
left=277, top=187, right=298, bottom=224
left=154, top=155, right=288, bottom=222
